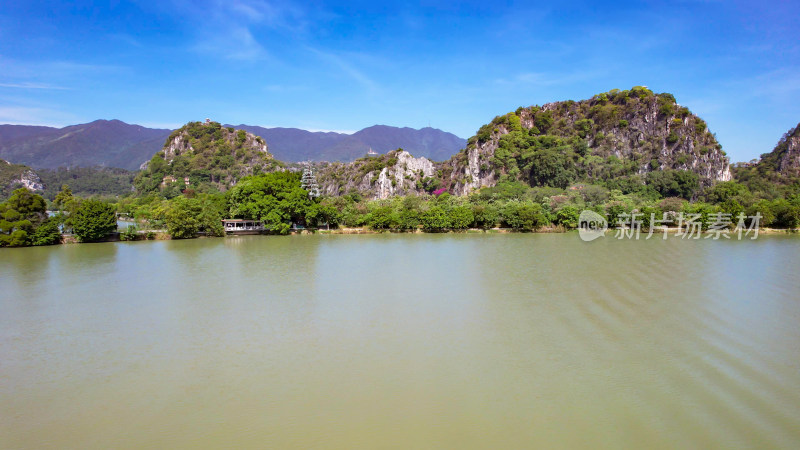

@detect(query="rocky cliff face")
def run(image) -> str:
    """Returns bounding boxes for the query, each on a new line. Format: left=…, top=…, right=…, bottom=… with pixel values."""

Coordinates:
left=446, top=135, right=500, bottom=196
left=743, top=122, right=800, bottom=179
left=315, top=149, right=436, bottom=199
left=16, top=169, right=45, bottom=192
left=1, top=159, right=44, bottom=198
left=775, top=123, right=800, bottom=175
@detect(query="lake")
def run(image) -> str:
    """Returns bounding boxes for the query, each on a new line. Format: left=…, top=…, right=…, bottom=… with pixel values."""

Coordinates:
left=1, top=233, right=799, bottom=448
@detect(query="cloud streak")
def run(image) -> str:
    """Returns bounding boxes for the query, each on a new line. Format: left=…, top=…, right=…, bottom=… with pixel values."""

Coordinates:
left=306, top=47, right=379, bottom=92
left=0, top=82, right=69, bottom=90
left=171, top=0, right=311, bottom=62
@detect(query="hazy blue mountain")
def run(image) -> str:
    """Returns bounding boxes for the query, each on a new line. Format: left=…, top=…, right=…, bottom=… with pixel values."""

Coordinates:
left=229, top=124, right=466, bottom=162
left=0, top=120, right=466, bottom=170
left=0, top=120, right=171, bottom=171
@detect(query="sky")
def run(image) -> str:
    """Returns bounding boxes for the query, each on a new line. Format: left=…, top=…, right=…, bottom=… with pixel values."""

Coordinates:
left=0, top=0, right=798, bottom=163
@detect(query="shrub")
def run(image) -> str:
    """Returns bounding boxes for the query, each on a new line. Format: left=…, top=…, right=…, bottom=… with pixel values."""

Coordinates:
left=501, top=201, right=547, bottom=230
left=471, top=204, right=499, bottom=229
left=555, top=205, right=580, bottom=229
left=449, top=205, right=474, bottom=229
left=666, top=133, right=679, bottom=144
left=31, top=218, right=62, bottom=246
left=694, top=120, right=706, bottom=134
left=574, top=119, right=594, bottom=138
left=420, top=206, right=451, bottom=231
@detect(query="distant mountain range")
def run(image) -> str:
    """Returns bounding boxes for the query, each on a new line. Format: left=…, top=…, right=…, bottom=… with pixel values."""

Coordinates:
left=0, top=120, right=466, bottom=171
left=230, top=124, right=466, bottom=163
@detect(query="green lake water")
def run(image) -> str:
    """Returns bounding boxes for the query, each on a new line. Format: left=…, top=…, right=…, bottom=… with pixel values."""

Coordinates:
left=1, top=234, right=799, bottom=448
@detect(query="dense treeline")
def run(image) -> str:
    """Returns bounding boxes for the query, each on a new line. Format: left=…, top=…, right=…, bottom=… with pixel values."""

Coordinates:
left=3, top=169, right=800, bottom=247
left=0, top=185, right=118, bottom=247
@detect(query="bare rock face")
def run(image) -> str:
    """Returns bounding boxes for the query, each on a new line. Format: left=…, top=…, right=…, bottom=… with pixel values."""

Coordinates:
left=373, top=150, right=436, bottom=199
left=775, top=123, right=800, bottom=175
left=448, top=136, right=500, bottom=196
left=17, top=169, right=45, bottom=191
left=316, top=150, right=436, bottom=199
left=1, top=159, right=45, bottom=196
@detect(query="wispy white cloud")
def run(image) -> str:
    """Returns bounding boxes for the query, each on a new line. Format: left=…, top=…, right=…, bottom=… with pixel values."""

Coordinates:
left=0, top=56, right=126, bottom=82
left=193, top=25, right=267, bottom=61
left=494, top=69, right=608, bottom=87
left=169, top=0, right=310, bottom=62
left=306, top=47, right=379, bottom=92
left=749, top=68, right=800, bottom=99
left=0, top=82, right=69, bottom=90
left=0, top=106, right=77, bottom=127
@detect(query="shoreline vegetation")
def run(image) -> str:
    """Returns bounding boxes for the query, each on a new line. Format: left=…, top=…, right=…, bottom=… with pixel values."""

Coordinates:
left=2, top=168, right=798, bottom=248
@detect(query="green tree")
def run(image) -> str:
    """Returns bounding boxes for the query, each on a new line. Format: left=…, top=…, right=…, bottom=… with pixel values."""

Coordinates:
left=501, top=201, right=547, bottom=230
left=420, top=205, right=451, bottom=231
left=471, top=203, right=499, bottom=229
left=555, top=205, right=580, bottom=229
left=165, top=197, right=200, bottom=239
left=31, top=218, right=63, bottom=245
left=646, top=170, right=699, bottom=199
left=704, top=181, right=750, bottom=204
left=305, top=200, right=341, bottom=228
left=448, top=205, right=474, bottom=229
left=0, top=188, right=48, bottom=247
left=53, top=184, right=74, bottom=210
left=366, top=205, right=393, bottom=230
left=227, top=172, right=311, bottom=235
left=529, top=148, right=575, bottom=189
left=163, top=194, right=224, bottom=239
left=72, top=199, right=117, bottom=242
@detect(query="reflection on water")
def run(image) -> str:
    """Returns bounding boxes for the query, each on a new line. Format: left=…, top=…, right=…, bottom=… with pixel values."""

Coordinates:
left=1, top=234, right=799, bottom=448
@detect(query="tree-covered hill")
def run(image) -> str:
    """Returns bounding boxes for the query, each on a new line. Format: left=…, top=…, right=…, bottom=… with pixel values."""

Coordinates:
left=134, top=121, right=282, bottom=195
left=443, top=86, right=730, bottom=196
left=743, top=122, right=800, bottom=177
left=731, top=122, right=800, bottom=196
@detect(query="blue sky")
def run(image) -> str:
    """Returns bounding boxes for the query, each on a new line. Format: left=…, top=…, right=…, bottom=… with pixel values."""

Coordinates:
left=0, top=0, right=798, bottom=162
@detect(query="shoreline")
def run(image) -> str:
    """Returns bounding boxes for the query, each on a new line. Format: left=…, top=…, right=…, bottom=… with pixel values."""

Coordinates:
left=49, top=225, right=799, bottom=245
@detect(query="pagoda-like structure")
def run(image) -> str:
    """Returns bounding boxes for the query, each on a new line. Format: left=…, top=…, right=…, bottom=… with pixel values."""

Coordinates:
left=300, top=163, right=321, bottom=198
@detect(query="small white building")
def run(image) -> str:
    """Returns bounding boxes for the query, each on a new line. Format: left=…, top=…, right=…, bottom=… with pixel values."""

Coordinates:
left=222, top=219, right=264, bottom=234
